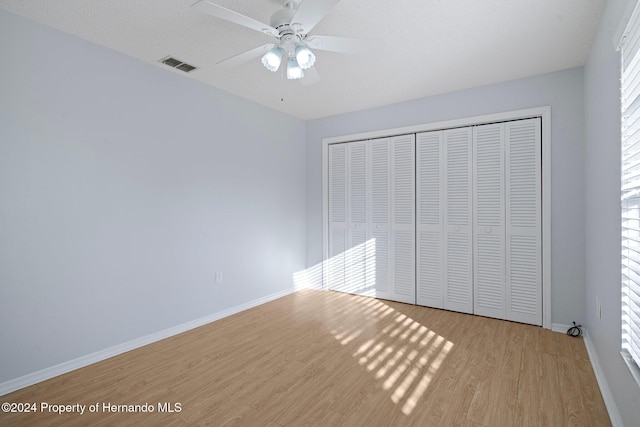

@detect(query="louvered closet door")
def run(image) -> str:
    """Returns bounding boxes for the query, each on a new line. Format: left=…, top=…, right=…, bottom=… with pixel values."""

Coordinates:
left=369, top=138, right=392, bottom=300
left=416, top=131, right=444, bottom=308
left=328, top=137, right=414, bottom=304
left=329, top=118, right=541, bottom=323
left=473, top=124, right=506, bottom=319
left=505, top=118, right=541, bottom=325
left=328, top=144, right=347, bottom=291
left=444, top=128, right=473, bottom=314
left=345, top=141, right=368, bottom=295
left=327, top=142, right=369, bottom=295
left=390, top=135, right=416, bottom=304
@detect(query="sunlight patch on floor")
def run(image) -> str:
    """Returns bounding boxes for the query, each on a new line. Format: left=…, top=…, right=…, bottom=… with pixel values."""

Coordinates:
left=293, top=240, right=454, bottom=416
left=326, top=293, right=454, bottom=416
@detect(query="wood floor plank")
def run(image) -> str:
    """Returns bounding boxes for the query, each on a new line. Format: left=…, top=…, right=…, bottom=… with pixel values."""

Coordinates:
left=539, top=352, right=568, bottom=425
left=573, top=356, right=612, bottom=426
left=514, top=349, right=543, bottom=426
left=501, top=325, right=524, bottom=381
left=0, top=289, right=611, bottom=427
left=312, top=409, right=346, bottom=426
left=466, top=319, right=517, bottom=427
left=568, top=336, right=590, bottom=361
left=556, top=353, right=594, bottom=427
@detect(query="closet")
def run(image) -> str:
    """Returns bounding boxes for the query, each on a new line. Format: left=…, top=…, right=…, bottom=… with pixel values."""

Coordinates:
left=415, top=118, right=541, bottom=325
left=327, top=116, right=542, bottom=326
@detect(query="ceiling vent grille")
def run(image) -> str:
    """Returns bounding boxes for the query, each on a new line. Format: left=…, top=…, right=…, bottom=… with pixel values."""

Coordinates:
left=159, top=56, right=197, bottom=73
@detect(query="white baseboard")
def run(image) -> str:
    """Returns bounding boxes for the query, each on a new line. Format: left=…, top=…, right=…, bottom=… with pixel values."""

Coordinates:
left=0, top=288, right=297, bottom=397
left=583, top=331, right=624, bottom=427
left=552, top=323, right=573, bottom=333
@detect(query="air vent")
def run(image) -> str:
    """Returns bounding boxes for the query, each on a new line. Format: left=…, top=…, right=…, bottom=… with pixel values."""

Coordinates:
left=176, top=63, right=196, bottom=73
left=159, top=56, right=197, bottom=73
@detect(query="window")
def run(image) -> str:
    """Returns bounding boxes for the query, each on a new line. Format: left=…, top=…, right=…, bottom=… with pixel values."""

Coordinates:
left=620, top=1, right=640, bottom=381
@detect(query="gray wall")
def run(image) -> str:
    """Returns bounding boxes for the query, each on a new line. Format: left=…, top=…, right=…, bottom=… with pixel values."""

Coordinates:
left=306, top=68, right=586, bottom=327
left=584, top=0, right=640, bottom=425
left=0, top=10, right=306, bottom=383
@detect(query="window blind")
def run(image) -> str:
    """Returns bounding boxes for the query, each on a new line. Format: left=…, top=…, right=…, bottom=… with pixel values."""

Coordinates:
left=621, top=2, right=640, bottom=371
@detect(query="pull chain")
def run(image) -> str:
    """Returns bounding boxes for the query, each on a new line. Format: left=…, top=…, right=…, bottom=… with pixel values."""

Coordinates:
left=280, top=62, right=285, bottom=102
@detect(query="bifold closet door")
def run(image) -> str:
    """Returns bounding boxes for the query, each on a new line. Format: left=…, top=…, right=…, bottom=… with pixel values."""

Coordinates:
left=389, top=135, right=416, bottom=304
left=328, top=141, right=375, bottom=296
left=505, top=118, right=541, bottom=325
left=443, top=128, right=473, bottom=313
left=345, top=141, right=368, bottom=295
left=328, top=136, right=415, bottom=304
left=473, top=123, right=506, bottom=320
left=416, top=128, right=473, bottom=313
left=416, top=131, right=444, bottom=308
left=472, top=118, right=541, bottom=325
left=368, top=138, right=391, bottom=300
left=328, top=143, right=347, bottom=292
left=328, top=140, right=382, bottom=297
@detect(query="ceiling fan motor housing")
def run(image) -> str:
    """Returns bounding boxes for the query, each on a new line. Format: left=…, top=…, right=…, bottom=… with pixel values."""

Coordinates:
left=270, top=7, right=302, bottom=37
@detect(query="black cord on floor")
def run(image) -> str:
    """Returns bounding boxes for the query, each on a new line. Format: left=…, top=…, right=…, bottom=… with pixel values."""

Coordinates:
left=567, top=321, right=583, bottom=337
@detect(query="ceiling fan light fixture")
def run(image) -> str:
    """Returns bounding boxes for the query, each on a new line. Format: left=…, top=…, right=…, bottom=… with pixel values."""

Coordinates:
left=295, top=44, right=316, bottom=69
left=287, top=57, right=304, bottom=79
left=261, top=47, right=284, bottom=72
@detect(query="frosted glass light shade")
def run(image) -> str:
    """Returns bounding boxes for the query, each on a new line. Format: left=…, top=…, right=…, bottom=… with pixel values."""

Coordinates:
left=295, top=45, right=316, bottom=70
left=287, top=58, right=304, bottom=79
left=261, top=47, right=284, bottom=72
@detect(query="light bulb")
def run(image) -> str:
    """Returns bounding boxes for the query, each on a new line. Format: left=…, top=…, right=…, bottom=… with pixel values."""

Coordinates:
left=295, top=45, right=316, bottom=70
left=287, top=57, right=304, bottom=79
left=261, top=47, right=283, bottom=72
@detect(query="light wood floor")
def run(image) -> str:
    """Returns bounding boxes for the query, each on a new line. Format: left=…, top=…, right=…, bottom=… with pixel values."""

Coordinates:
left=1, top=289, right=610, bottom=426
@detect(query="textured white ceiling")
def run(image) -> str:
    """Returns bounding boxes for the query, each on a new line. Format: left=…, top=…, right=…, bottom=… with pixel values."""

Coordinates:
left=0, top=0, right=604, bottom=120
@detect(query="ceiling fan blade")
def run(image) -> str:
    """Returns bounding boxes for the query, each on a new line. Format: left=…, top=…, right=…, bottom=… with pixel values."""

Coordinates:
left=291, top=0, right=341, bottom=34
left=305, top=35, right=377, bottom=55
left=215, top=44, right=276, bottom=72
left=301, top=66, right=321, bottom=86
left=192, top=0, right=279, bottom=37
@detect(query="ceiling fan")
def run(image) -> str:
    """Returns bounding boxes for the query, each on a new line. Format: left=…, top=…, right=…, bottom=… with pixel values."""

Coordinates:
left=192, top=0, right=375, bottom=80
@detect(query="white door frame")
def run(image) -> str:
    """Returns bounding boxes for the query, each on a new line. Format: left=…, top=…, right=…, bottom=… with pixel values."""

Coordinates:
left=321, top=106, right=552, bottom=329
